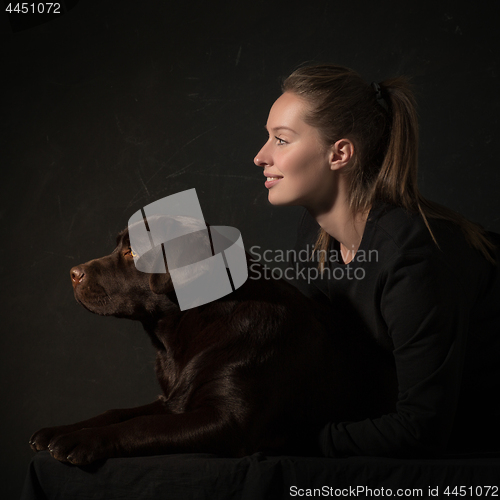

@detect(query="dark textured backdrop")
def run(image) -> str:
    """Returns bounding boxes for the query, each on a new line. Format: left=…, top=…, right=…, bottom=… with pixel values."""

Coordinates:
left=1, top=0, right=499, bottom=497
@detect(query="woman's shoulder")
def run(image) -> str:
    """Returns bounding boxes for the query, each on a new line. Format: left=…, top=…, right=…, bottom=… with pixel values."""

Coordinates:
left=368, top=202, right=496, bottom=275
left=369, top=203, right=437, bottom=252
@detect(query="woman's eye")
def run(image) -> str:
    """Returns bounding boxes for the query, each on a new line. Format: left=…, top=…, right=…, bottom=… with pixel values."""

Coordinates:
left=275, top=136, right=287, bottom=145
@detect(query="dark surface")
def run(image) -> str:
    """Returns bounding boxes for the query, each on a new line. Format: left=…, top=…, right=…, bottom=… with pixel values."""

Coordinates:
left=21, top=451, right=500, bottom=500
left=1, top=1, right=499, bottom=498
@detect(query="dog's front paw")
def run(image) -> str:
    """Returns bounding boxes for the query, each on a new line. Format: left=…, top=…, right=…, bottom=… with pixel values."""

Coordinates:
left=47, top=428, right=112, bottom=465
left=29, top=425, right=78, bottom=452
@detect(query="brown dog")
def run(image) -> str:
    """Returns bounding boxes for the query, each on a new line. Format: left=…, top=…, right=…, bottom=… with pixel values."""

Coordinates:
left=29, top=225, right=396, bottom=465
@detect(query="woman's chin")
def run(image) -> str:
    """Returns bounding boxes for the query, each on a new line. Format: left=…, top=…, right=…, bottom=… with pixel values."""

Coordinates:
left=267, top=193, right=299, bottom=207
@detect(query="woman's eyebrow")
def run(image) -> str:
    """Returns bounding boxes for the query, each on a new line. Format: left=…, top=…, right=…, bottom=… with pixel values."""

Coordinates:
left=264, top=125, right=298, bottom=134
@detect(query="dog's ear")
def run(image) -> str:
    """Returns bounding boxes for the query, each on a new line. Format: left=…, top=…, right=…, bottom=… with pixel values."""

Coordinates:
left=149, top=272, right=174, bottom=295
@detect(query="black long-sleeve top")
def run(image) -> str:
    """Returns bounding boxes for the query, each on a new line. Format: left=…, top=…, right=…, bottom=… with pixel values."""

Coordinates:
left=290, top=202, right=500, bottom=458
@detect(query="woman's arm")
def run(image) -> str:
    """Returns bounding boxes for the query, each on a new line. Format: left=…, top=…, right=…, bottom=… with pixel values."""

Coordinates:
left=319, top=251, right=472, bottom=458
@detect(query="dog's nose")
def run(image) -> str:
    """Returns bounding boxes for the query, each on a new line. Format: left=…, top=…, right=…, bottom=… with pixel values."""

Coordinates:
left=70, top=266, right=85, bottom=285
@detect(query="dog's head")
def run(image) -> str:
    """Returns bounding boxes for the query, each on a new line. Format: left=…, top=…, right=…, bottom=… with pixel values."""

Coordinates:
left=71, top=214, right=249, bottom=317
left=70, top=228, right=176, bottom=319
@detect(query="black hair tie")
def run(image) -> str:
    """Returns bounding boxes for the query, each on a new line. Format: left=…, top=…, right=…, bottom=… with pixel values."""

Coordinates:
left=371, top=82, right=389, bottom=112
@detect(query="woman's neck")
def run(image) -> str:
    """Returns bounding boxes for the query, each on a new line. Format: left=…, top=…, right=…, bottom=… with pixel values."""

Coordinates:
left=309, top=198, right=370, bottom=265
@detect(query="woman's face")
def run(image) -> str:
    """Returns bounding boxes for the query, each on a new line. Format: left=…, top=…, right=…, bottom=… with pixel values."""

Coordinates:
left=254, top=92, right=336, bottom=211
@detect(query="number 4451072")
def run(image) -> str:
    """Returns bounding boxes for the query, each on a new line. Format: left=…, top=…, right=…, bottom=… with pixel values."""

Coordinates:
left=5, top=3, right=61, bottom=14
left=444, top=485, right=499, bottom=497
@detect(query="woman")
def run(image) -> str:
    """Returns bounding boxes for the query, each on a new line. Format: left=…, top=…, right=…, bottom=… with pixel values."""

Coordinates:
left=254, top=64, right=500, bottom=458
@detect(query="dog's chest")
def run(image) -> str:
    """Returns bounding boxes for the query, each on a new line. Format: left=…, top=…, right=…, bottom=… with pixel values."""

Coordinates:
left=151, top=320, right=223, bottom=412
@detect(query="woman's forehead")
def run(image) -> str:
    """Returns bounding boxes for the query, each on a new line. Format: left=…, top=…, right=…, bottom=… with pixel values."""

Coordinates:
left=266, top=92, right=310, bottom=133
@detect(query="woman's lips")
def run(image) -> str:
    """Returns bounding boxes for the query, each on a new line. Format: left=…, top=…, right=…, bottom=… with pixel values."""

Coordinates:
left=264, top=176, right=283, bottom=189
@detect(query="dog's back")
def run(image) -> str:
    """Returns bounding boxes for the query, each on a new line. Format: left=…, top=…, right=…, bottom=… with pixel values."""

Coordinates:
left=149, top=259, right=397, bottom=456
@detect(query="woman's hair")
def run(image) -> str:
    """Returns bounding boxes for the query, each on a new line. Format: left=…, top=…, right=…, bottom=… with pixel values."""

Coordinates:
left=282, top=64, right=495, bottom=266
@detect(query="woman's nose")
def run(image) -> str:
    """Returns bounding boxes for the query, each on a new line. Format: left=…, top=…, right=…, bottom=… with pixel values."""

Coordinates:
left=254, top=146, right=270, bottom=167
left=254, top=155, right=264, bottom=167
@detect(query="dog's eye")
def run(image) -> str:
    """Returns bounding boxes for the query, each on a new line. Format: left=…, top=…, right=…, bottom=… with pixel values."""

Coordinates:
left=124, top=248, right=138, bottom=258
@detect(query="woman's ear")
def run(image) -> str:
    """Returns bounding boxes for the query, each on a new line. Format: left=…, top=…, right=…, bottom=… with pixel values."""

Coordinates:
left=149, top=272, right=174, bottom=295
left=329, top=139, right=354, bottom=171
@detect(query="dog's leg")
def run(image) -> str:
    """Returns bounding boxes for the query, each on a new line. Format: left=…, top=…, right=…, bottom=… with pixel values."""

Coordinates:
left=29, top=399, right=167, bottom=453
left=46, top=408, right=243, bottom=464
